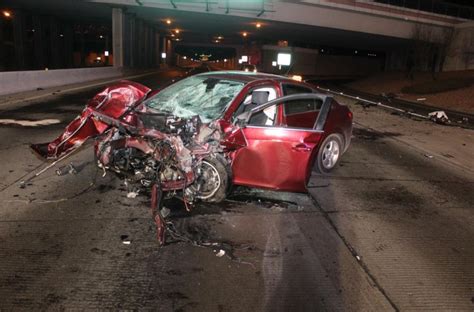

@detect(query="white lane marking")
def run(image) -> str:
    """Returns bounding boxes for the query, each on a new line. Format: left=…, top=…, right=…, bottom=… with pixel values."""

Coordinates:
left=0, top=118, right=61, bottom=126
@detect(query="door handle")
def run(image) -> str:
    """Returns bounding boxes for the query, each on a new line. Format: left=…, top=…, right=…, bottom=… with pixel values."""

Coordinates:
left=292, top=143, right=311, bottom=152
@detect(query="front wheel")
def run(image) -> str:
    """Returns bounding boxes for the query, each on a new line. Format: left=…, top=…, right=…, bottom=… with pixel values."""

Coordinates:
left=193, top=156, right=229, bottom=203
left=315, top=134, right=343, bottom=174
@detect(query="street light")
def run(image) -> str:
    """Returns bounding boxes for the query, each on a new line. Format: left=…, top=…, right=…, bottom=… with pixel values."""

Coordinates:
left=2, top=10, right=12, bottom=18
left=256, top=22, right=261, bottom=28
left=166, top=19, right=171, bottom=25
left=242, top=32, right=248, bottom=37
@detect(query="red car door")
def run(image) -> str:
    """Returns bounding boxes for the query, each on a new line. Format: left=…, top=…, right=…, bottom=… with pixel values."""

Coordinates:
left=228, top=94, right=333, bottom=192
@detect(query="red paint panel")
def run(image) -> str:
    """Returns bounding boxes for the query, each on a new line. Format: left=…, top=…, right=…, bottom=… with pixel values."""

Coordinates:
left=231, top=126, right=322, bottom=192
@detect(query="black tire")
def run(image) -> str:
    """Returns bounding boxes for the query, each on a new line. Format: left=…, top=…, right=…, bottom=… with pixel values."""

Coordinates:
left=197, top=155, right=229, bottom=203
left=315, top=134, right=344, bottom=174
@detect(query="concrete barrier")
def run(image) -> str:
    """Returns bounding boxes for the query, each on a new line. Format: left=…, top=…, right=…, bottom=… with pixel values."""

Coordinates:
left=0, top=67, right=122, bottom=96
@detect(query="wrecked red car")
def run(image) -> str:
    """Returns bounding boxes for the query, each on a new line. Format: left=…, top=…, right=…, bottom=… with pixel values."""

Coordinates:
left=31, top=71, right=352, bottom=243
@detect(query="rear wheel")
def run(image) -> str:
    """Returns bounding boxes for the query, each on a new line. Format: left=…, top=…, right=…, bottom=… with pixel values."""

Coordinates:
left=315, top=134, right=343, bottom=174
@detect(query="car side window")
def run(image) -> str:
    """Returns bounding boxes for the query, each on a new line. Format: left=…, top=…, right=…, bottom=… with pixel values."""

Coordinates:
left=282, top=83, right=319, bottom=118
left=233, top=86, right=277, bottom=125
left=283, top=96, right=323, bottom=129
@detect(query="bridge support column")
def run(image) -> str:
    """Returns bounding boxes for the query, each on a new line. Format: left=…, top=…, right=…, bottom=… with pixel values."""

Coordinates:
left=112, top=7, right=124, bottom=68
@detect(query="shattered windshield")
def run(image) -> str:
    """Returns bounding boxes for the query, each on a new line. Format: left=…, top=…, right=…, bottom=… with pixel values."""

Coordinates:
left=144, top=75, right=245, bottom=123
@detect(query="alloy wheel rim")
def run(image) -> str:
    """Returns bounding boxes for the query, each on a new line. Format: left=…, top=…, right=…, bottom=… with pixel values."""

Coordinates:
left=322, top=140, right=340, bottom=169
left=195, top=160, right=221, bottom=199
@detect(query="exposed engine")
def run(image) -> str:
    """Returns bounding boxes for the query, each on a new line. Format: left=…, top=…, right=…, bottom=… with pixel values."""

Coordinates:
left=95, top=113, right=226, bottom=205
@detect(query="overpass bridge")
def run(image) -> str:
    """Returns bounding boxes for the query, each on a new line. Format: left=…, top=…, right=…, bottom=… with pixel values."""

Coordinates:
left=1, top=0, right=472, bottom=95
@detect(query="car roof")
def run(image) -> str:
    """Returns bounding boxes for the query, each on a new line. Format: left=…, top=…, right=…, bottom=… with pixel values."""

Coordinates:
left=195, top=70, right=289, bottom=83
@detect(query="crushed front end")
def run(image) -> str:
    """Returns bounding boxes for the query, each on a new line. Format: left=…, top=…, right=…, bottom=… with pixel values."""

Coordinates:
left=30, top=81, right=231, bottom=245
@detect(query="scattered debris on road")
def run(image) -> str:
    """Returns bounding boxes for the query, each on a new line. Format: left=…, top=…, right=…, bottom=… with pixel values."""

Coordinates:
left=55, top=163, right=77, bottom=176
left=215, top=249, right=226, bottom=257
left=121, top=234, right=131, bottom=245
left=428, top=111, right=450, bottom=124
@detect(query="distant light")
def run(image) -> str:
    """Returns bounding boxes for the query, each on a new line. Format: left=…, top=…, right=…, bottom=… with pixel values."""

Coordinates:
left=96, top=56, right=101, bottom=60
left=171, top=34, right=175, bottom=37
left=175, top=38, right=181, bottom=41
left=242, top=32, right=248, bottom=37
left=277, top=53, right=291, bottom=66
left=59, top=34, right=64, bottom=37
left=2, top=11, right=11, bottom=18
left=31, top=29, right=35, bottom=32
left=217, top=36, right=223, bottom=40
left=256, top=22, right=261, bottom=28
left=216, top=60, right=219, bottom=63
left=253, top=69, right=257, bottom=73
left=291, top=75, right=302, bottom=82
left=321, top=49, right=324, bottom=53
left=104, top=50, right=109, bottom=56
left=238, top=59, right=243, bottom=64
left=214, top=40, right=219, bottom=43
left=166, top=19, right=171, bottom=25
left=224, top=59, right=227, bottom=62
left=272, top=61, right=277, bottom=67
left=355, top=50, right=358, bottom=54
left=244, top=68, right=249, bottom=72
left=175, top=29, right=180, bottom=34
left=161, top=52, right=167, bottom=59
left=99, top=35, right=104, bottom=39
left=183, top=56, right=187, bottom=59
left=241, top=55, right=248, bottom=62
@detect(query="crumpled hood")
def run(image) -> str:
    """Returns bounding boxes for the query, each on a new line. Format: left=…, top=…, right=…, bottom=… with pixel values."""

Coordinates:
left=31, top=80, right=151, bottom=160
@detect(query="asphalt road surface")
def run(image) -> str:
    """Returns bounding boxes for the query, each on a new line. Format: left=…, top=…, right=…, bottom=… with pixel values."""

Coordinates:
left=0, top=70, right=472, bottom=311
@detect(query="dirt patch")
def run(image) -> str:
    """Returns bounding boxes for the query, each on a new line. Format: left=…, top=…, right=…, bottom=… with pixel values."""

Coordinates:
left=359, top=184, right=426, bottom=219
left=353, top=128, right=401, bottom=141
left=347, top=71, right=474, bottom=114
left=401, top=77, right=474, bottom=94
